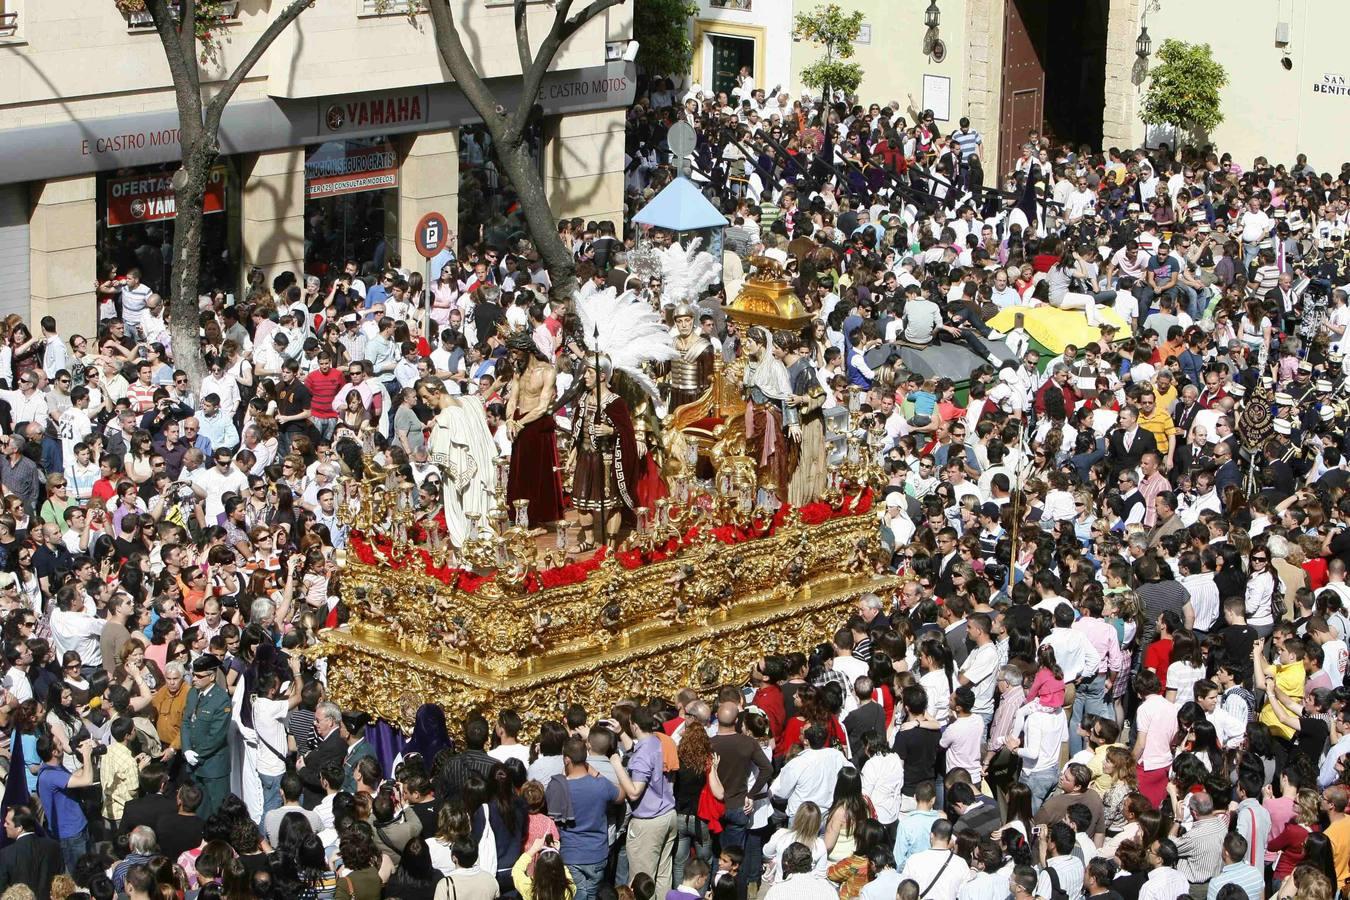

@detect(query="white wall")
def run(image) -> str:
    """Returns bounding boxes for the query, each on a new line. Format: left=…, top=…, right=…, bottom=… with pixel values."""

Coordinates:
left=1127, top=0, right=1349, bottom=168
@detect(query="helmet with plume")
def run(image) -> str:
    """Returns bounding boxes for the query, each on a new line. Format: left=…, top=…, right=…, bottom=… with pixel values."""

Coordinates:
left=574, top=288, right=678, bottom=401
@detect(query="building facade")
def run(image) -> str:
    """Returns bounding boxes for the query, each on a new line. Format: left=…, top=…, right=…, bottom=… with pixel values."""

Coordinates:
left=682, top=0, right=1345, bottom=190
left=0, top=0, right=634, bottom=338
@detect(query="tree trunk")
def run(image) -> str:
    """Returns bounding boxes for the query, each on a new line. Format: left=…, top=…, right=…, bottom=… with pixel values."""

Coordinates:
left=494, top=139, right=578, bottom=304
left=169, top=136, right=219, bottom=387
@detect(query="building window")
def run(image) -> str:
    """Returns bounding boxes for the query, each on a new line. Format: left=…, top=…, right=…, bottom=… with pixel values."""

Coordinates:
left=457, top=123, right=541, bottom=256
left=96, top=160, right=240, bottom=307
left=0, top=1, right=18, bottom=39
left=709, top=0, right=752, bottom=8
left=304, top=136, right=400, bottom=280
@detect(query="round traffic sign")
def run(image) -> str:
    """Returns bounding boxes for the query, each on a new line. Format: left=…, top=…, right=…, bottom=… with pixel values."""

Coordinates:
left=667, top=121, right=697, bottom=160
left=414, top=212, right=449, bottom=259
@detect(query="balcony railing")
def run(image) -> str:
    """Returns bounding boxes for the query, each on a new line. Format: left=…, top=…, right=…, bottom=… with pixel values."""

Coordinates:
left=0, top=11, right=17, bottom=36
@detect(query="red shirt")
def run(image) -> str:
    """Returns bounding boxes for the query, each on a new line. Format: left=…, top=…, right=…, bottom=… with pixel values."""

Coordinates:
left=1144, top=638, right=1174, bottom=691
left=92, top=478, right=116, bottom=504
left=752, top=684, right=786, bottom=739
left=777, top=715, right=847, bottom=759
left=305, top=368, right=348, bottom=421
left=1304, top=557, right=1329, bottom=592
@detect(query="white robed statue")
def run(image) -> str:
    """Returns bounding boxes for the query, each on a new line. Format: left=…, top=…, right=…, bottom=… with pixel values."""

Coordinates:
left=426, top=383, right=499, bottom=547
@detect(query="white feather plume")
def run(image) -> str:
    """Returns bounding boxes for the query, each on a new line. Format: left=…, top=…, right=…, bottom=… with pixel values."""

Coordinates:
left=659, top=239, right=722, bottom=307
left=575, top=288, right=678, bottom=401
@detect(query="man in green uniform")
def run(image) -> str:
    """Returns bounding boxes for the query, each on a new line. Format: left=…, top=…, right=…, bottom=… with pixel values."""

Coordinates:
left=179, top=654, right=231, bottom=818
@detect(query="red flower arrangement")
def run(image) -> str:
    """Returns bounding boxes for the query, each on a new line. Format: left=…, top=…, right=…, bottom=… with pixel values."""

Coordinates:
left=346, top=487, right=874, bottom=595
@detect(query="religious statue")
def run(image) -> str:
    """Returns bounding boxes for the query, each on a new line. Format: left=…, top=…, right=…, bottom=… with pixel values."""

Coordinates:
left=505, top=330, right=564, bottom=528
left=574, top=286, right=679, bottom=522
left=779, top=331, right=828, bottom=506
left=569, top=354, right=640, bottom=551
left=741, top=325, right=798, bottom=501
left=667, top=303, right=716, bottom=409
left=422, top=378, right=499, bottom=547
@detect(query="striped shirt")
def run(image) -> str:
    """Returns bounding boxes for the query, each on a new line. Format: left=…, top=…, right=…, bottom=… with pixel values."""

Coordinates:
left=1038, top=855, right=1085, bottom=900
left=1173, top=814, right=1228, bottom=883
left=1222, top=686, right=1256, bottom=722
left=1205, top=862, right=1264, bottom=900
left=952, top=128, right=982, bottom=161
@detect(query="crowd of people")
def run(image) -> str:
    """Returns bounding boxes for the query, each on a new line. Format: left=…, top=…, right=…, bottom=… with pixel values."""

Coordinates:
left=0, top=61, right=1349, bottom=900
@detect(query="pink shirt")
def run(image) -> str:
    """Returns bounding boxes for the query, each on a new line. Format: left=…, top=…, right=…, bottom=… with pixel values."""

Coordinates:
left=1263, top=795, right=1294, bottom=863
left=1136, top=694, right=1178, bottom=770
left=1027, top=668, right=1065, bottom=708
left=1138, top=472, right=1172, bottom=527
left=1073, top=616, right=1124, bottom=678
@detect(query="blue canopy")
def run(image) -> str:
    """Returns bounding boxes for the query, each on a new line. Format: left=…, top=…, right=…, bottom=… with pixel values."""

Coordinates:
left=632, top=177, right=726, bottom=231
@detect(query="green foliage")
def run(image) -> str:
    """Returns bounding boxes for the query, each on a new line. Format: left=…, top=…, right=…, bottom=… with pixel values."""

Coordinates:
left=1140, top=39, right=1229, bottom=137
left=635, top=0, right=697, bottom=77
left=799, top=58, right=863, bottom=98
left=793, top=3, right=865, bottom=99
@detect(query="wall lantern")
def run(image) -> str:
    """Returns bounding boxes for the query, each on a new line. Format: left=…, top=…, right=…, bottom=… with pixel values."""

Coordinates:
left=924, top=0, right=941, bottom=29
left=1136, top=25, right=1152, bottom=59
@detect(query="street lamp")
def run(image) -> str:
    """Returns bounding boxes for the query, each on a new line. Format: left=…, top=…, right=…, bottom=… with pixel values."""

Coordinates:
left=1136, top=25, right=1152, bottom=60
left=924, top=0, right=941, bottom=29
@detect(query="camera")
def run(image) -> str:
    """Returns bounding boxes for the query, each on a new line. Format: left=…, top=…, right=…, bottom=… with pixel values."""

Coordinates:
left=72, top=727, right=107, bottom=760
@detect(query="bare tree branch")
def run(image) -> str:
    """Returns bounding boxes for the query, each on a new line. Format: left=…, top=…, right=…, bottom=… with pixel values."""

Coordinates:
left=506, top=0, right=571, bottom=133
left=560, top=0, right=623, bottom=42
left=145, top=0, right=203, bottom=136
left=204, top=0, right=311, bottom=135
left=513, top=0, right=532, bottom=80
left=181, top=0, right=198, bottom=98
left=509, top=0, right=622, bottom=130
left=424, top=0, right=507, bottom=132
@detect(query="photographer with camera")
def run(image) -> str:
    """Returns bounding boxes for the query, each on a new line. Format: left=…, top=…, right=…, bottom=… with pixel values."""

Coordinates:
left=34, top=731, right=98, bottom=874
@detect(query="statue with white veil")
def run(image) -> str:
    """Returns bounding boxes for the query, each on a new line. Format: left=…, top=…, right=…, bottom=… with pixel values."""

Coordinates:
left=741, top=325, right=798, bottom=502
left=419, top=377, right=499, bottom=547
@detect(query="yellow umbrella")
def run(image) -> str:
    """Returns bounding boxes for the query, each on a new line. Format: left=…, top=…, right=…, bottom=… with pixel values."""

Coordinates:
left=987, top=305, right=1134, bottom=355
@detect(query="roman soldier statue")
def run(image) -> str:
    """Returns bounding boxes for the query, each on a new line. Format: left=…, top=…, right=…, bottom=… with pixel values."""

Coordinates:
left=668, top=303, right=716, bottom=410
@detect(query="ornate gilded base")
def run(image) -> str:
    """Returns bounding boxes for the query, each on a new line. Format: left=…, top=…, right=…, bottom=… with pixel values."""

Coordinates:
left=317, top=570, right=897, bottom=733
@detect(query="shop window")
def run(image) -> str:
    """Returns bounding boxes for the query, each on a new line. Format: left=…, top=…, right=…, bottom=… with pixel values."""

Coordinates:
left=303, top=135, right=400, bottom=281
left=457, top=123, right=541, bottom=255
left=96, top=160, right=240, bottom=306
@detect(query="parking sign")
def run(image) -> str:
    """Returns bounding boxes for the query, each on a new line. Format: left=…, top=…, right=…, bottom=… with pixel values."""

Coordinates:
left=414, top=212, right=449, bottom=259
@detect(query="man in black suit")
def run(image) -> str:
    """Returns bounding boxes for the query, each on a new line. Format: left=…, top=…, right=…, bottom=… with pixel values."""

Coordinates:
left=1106, top=405, right=1158, bottom=479
left=1211, top=414, right=1240, bottom=459
left=604, top=250, right=633, bottom=292
left=296, top=700, right=347, bottom=809
left=155, top=783, right=206, bottom=861
left=933, top=527, right=961, bottom=598
left=1210, top=441, right=1241, bottom=496
left=0, top=805, right=63, bottom=900
left=119, top=763, right=176, bottom=837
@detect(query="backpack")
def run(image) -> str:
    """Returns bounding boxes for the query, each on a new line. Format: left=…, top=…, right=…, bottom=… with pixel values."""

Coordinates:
left=1046, top=866, right=1070, bottom=900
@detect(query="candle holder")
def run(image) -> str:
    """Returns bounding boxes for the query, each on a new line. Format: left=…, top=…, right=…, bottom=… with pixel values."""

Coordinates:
left=513, top=499, right=530, bottom=530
